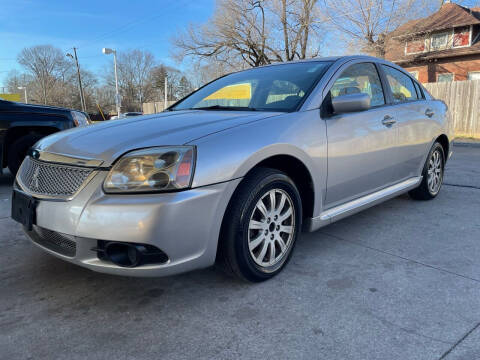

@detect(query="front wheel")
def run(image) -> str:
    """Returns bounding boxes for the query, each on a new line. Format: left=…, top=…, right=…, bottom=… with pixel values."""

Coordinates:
left=218, top=168, right=302, bottom=282
left=409, top=142, right=445, bottom=200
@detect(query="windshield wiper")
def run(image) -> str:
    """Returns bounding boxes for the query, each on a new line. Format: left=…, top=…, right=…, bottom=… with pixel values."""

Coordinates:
left=189, top=105, right=257, bottom=111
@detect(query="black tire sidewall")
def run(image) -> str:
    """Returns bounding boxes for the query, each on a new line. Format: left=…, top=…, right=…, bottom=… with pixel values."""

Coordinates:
left=232, top=171, right=302, bottom=281
left=423, top=142, right=445, bottom=197
left=410, top=142, right=445, bottom=200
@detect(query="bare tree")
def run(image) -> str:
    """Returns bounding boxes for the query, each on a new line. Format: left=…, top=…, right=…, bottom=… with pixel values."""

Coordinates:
left=177, top=76, right=194, bottom=99
left=184, top=59, right=235, bottom=88
left=53, top=68, right=97, bottom=112
left=150, top=64, right=194, bottom=101
left=5, top=70, right=28, bottom=97
left=319, top=0, right=439, bottom=58
left=95, top=85, right=117, bottom=117
left=172, top=0, right=323, bottom=68
left=17, top=45, right=70, bottom=104
left=270, top=0, right=320, bottom=60
left=105, top=49, right=156, bottom=111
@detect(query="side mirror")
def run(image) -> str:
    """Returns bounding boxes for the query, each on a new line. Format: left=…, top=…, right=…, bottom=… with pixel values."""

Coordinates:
left=331, top=93, right=371, bottom=114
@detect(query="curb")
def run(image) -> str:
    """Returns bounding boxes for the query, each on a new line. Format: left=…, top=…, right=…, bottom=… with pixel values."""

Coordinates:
left=453, top=141, right=480, bottom=148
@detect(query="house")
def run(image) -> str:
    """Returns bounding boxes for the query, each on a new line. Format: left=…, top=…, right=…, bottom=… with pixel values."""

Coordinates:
left=385, top=1, right=480, bottom=83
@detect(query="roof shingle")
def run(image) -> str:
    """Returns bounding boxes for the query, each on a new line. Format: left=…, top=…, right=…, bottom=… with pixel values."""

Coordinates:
left=385, top=3, right=480, bottom=64
left=391, top=3, right=480, bottom=38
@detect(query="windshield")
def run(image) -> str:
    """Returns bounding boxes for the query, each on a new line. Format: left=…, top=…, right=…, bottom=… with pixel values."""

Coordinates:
left=171, top=61, right=332, bottom=112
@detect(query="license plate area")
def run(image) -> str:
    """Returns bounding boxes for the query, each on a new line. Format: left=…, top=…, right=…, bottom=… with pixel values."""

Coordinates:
left=11, top=189, right=37, bottom=230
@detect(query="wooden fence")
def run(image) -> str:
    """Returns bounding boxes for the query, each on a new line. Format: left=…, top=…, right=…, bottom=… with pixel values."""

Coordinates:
left=424, top=80, right=480, bottom=139
left=143, top=82, right=480, bottom=139
left=142, top=101, right=177, bottom=114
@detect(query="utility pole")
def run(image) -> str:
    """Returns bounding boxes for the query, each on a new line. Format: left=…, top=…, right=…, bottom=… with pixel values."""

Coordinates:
left=67, top=48, right=86, bottom=112
left=164, top=75, right=168, bottom=110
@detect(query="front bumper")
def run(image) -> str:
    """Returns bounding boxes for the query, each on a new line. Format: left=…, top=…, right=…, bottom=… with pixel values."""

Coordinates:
left=22, top=171, right=241, bottom=277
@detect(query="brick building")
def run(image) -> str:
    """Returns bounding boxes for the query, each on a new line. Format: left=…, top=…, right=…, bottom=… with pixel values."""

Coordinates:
left=385, top=1, right=480, bottom=83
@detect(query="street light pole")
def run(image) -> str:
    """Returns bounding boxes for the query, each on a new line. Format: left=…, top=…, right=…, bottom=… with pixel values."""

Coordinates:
left=17, top=86, right=28, bottom=104
left=102, top=47, right=121, bottom=117
left=164, top=75, right=168, bottom=110
left=66, top=48, right=86, bottom=112
left=113, top=51, right=120, bottom=116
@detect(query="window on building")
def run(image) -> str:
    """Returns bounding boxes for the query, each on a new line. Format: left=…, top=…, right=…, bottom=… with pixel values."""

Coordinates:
left=431, top=31, right=450, bottom=50
left=453, top=26, right=470, bottom=47
left=330, top=62, right=385, bottom=108
left=467, top=72, right=480, bottom=80
left=406, top=39, right=425, bottom=54
left=408, top=71, right=419, bottom=80
left=437, top=73, right=454, bottom=82
left=382, top=65, right=418, bottom=103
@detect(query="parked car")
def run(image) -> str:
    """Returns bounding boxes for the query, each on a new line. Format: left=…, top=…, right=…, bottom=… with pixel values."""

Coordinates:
left=11, top=56, right=453, bottom=282
left=122, top=112, right=143, bottom=117
left=110, top=112, right=143, bottom=120
left=0, top=100, right=90, bottom=175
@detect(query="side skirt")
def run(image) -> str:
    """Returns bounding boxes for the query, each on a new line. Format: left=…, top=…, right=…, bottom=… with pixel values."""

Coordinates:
left=305, top=177, right=422, bottom=232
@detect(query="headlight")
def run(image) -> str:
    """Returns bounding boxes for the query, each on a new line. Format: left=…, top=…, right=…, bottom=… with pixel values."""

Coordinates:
left=103, top=146, right=195, bottom=193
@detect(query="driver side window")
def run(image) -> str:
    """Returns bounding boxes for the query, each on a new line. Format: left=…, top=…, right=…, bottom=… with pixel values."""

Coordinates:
left=330, top=63, right=385, bottom=107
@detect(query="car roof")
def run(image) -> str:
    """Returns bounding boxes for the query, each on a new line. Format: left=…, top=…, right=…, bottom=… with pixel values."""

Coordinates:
left=0, top=99, right=73, bottom=113
left=256, top=55, right=394, bottom=67
left=246, top=55, right=417, bottom=83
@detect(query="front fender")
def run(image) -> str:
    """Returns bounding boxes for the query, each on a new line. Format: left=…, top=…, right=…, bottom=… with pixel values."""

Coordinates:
left=189, top=110, right=327, bottom=217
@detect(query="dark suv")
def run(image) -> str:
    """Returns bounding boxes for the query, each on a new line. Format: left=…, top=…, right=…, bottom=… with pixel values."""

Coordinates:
left=0, top=100, right=90, bottom=175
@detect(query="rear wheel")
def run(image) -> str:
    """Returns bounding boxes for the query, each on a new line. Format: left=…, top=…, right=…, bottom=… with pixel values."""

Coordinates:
left=409, top=142, right=445, bottom=200
left=7, top=134, right=43, bottom=175
left=218, top=168, right=302, bottom=282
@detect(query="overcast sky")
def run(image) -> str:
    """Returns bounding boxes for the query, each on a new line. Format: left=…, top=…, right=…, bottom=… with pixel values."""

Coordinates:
left=0, top=0, right=215, bottom=87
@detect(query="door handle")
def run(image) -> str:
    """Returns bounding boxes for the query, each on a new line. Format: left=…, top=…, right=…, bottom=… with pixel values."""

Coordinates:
left=425, top=109, right=435, bottom=118
left=382, top=115, right=396, bottom=126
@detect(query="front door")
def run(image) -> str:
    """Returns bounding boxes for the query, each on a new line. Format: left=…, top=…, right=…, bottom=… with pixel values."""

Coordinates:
left=324, top=62, right=398, bottom=209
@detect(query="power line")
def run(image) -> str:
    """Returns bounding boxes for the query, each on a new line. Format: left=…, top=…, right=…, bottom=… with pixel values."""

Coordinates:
left=77, top=0, right=192, bottom=50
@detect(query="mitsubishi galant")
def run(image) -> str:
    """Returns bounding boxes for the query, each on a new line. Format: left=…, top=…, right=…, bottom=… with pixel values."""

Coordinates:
left=12, top=56, right=453, bottom=282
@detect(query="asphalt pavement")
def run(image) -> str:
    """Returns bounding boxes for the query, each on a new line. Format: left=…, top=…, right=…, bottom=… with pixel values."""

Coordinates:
left=0, top=144, right=479, bottom=360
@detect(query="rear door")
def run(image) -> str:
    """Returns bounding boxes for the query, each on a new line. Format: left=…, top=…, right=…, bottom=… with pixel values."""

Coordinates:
left=380, top=65, right=433, bottom=181
left=324, top=62, right=398, bottom=209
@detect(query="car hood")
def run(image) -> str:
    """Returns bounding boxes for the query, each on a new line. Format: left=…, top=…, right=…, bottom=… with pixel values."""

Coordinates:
left=35, top=110, right=280, bottom=166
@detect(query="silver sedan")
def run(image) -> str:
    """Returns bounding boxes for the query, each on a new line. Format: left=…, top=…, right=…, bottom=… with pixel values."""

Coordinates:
left=12, top=55, right=453, bottom=282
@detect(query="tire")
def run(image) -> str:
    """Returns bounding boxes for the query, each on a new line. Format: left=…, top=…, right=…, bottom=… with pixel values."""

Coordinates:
left=7, top=134, right=43, bottom=175
left=217, top=167, right=302, bottom=282
left=409, top=142, right=445, bottom=200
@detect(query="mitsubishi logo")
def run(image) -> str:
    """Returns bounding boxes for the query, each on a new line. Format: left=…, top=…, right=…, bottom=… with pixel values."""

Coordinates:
left=31, top=167, right=40, bottom=189
left=30, top=149, right=40, bottom=159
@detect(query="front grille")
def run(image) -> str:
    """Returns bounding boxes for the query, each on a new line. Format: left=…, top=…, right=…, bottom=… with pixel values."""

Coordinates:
left=18, top=156, right=94, bottom=199
left=31, top=227, right=76, bottom=257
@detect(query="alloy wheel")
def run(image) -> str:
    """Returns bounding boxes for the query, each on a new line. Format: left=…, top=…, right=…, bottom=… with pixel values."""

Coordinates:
left=248, top=188, right=295, bottom=268
left=427, top=149, right=443, bottom=195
